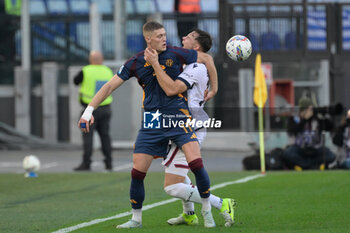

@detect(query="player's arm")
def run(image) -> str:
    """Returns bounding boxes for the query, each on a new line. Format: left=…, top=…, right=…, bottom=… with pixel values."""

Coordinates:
left=78, top=75, right=124, bottom=133
left=196, top=52, right=218, bottom=101
left=144, top=48, right=187, bottom=96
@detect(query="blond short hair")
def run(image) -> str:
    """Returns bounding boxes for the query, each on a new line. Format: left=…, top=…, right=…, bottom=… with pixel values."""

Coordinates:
left=142, top=21, right=164, bottom=37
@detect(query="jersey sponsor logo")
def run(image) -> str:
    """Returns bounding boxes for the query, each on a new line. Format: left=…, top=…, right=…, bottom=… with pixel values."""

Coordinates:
left=143, top=110, right=162, bottom=129
left=165, top=59, right=174, bottom=67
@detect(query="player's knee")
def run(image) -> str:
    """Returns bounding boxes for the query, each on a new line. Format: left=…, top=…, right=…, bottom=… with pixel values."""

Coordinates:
left=164, top=183, right=181, bottom=197
left=131, top=168, right=146, bottom=180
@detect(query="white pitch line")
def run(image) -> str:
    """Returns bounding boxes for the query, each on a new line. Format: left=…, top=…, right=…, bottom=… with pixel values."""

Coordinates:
left=14, top=162, right=59, bottom=173
left=112, top=162, right=133, bottom=171
left=52, top=173, right=264, bottom=233
left=41, top=162, right=58, bottom=170
left=211, top=173, right=265, bottom=190
left=0, top=162, right=21, bottom=168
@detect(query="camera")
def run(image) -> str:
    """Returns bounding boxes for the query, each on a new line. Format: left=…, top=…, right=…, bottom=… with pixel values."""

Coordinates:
left=313, top=103, right=344, bottom=116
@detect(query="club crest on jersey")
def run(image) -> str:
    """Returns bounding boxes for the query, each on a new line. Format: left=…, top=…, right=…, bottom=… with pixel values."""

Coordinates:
left=165, top=59, right=173, bottom=67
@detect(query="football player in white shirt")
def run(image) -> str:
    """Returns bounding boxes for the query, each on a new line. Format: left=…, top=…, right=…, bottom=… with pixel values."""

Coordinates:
left=144, top=29, right=236, bottom=227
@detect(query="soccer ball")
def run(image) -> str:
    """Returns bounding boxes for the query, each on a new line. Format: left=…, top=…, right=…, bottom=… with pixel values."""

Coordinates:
left=226, top=35, right=252, bottom=62
left=23, top=155, right=41, bottom=172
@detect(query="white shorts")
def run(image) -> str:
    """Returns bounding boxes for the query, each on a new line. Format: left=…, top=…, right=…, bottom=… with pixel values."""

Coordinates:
left=162, top=128, right=206, bottom=177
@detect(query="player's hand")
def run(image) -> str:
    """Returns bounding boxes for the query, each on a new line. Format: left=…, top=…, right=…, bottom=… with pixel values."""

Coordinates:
left=78, top=115, right=94, bottom=133
left=78, top=106, right=95, bottom=133
left=144, top=47, right=159, bottom=66
left=204, top=90, right=216, bottom=101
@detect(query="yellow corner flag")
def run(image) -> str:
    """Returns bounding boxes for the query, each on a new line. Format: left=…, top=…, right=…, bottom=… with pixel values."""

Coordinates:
left=253, top=53, right=267, bottom=108
left=254, top=53, right=267, bottom=174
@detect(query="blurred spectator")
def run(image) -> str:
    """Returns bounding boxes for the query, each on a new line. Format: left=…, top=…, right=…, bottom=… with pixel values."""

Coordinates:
left=332, top=110, right=350, bottom=169
left=175, top=0, right=201, bottom=42
left=73, top=51, right=113, bottom=171
left=282, top=97, right=335, bottom=170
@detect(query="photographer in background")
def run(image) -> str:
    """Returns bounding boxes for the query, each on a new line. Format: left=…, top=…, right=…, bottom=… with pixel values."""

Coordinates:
left=332, top=110, right=350, bottom=169
left=282, top=97, right=335, bottom=170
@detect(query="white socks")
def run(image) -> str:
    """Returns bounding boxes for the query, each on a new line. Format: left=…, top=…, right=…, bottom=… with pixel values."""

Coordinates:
left=182, top=201, right=195, bottom=213
left=210, top=194, right=223, bottom=210
left=182, top=175, right=195, bottom=213
left=131, top=208, right=142, bottom=223
left=164, top=183, right=193, bottom=200
left=164, top=178, right=223, bottom=210
left=201, top=197, right=211, bottom=212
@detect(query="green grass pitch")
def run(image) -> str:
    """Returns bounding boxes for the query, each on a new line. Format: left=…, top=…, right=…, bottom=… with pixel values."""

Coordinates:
left=1, top=171, right=349, bottom=233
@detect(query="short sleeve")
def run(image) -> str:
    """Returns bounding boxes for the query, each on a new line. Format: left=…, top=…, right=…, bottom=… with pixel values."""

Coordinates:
left=117, top=59, right=133, bottom=81
left=177, top=63, right=206, bottom=89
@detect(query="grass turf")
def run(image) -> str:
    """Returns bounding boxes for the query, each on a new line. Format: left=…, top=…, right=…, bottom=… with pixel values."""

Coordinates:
left=0, top=171, right=349, bottom=233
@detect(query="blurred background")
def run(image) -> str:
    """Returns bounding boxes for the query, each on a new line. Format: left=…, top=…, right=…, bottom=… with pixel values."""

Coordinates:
left=0, top=0, right=349, bottom=152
